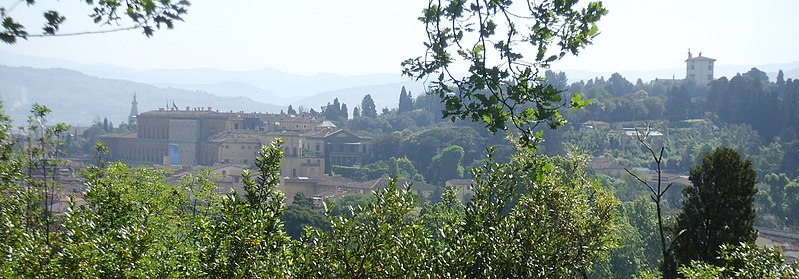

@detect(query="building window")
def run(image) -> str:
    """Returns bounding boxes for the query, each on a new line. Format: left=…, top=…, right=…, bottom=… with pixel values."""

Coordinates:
left=707, top=74, right=713, bottom=81
left=690, top=64, right=695, bottom=70
left=243, top=159, right=248, bottom=164
left=292, top=147, right=298, bottom=157
left=708, top=64, right=712, bottom=70
left=316, top=144, right=320, bottom=151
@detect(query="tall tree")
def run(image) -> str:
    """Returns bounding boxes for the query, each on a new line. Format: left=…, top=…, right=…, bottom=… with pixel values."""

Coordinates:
left=361, top=94, right=377, bottom=118
left=287, top=105, right=297, bottom=115
left=673, top=147, right=757, bottom=268
left=606, top=72, right=635, bottom=96
left=352, top=106, right=361, bottom=118
left=340, top=103, right=349, bottom=120
left=776, top=69, right=786, bottom=91
left=398, top=86, right=414, bottom=113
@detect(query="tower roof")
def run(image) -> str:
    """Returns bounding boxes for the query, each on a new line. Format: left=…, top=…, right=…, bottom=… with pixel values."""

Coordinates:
left=685, top=55, right=716, bottom=62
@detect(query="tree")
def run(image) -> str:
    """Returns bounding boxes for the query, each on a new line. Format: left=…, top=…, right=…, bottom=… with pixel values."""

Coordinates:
left=340, top=103, right=349, bottom=120
left=398, top=86, right=414, bottom=113
left=402, top=0, right=605, bottom=145
left=665, top=85, right=692, bottom=120
left=1, top=0, right=191, bottom=44
left=426, top=145, right=464, bottom=185
left=287, top=105, right=297, bottom=115
left=352, top=106, right=361, bottom=118
left=777, top=69, right=786, bottom=90
left=195, top=139, right=294, bottom=277
left=679, top=244, right=799, bottom=279
left=282, top=192, right=326, bottom=240
left=361, top=94, right=377, bottom=118
left=606, top=72, right=635, bottom=96
left=674, top=147, right=758, bottom=268
left=299, top=147, right=618, bottom=278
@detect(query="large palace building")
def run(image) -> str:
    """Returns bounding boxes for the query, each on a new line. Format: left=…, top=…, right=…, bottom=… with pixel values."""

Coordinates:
left=100, top=105, right=371, bottom=178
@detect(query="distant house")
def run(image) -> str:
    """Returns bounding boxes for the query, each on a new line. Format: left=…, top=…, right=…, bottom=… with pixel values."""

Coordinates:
left=589, top=157, right=626, bottom=177
left=280, top=175, right=433, bottom=205
left=445, top=179, right=476, bottom=201
left=581, top=120, right=610, bottom=131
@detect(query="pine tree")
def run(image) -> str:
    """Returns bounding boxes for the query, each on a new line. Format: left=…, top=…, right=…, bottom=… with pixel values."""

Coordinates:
left=287, top=105, right=297, bottom=115
left=353, top=106, right=361, bottom=117
left=398, top=86, right=413, bottom=113
left=361, top=94, right=377, bottom=118
left=340, top=103, right=349, bottom=120
left=673, top=147, right=757, bottom=268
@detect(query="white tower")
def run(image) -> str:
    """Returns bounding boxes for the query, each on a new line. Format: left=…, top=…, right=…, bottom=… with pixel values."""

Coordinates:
left=685, top=49, right=716, bottom=85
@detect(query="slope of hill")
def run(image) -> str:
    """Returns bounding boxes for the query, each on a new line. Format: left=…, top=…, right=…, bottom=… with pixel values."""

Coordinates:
left=0, top=66, right=284, bottom=126
left=155, top=81, right=285, bottom=104
left=0, top=50, right=417, bottom=98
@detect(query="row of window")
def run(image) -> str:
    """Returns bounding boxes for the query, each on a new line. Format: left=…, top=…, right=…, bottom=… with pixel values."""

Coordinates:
left=689, top=63, right=713, bottom=71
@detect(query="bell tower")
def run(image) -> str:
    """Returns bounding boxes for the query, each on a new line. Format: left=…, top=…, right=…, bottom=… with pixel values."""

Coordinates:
left=128, top=93, right=139, bottom=125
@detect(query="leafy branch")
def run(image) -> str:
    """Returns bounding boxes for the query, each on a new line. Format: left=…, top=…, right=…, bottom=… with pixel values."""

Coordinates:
left=1, top=0, right=190, bottom=44
left=402, top=0, right=605, bottom=146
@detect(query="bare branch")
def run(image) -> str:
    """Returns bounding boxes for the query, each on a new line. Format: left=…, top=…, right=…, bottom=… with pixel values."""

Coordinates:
left=25, top=25, right=141, bottom=38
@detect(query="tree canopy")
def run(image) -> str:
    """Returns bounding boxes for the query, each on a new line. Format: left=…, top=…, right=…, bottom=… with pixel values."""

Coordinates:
left=673, top=147, right=758, bottom=267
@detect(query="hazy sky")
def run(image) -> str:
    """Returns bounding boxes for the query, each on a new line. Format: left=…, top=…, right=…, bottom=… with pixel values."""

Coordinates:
left=2, top=0, right=798, bottom=75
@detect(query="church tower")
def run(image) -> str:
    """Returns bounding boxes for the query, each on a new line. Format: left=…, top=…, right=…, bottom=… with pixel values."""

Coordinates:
left=128, top=93, right=139, bottom=125
left=685, top=49, right=716, bottom=85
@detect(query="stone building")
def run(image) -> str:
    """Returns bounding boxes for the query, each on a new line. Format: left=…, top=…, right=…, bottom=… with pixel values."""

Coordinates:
left=100, top=106, right=371, bottom=178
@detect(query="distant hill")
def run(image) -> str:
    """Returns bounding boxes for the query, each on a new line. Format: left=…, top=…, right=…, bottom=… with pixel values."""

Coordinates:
left=0, top=50, right=419, bottom=98
left=0, top=66, right=283, bottom=127
left=155, top=81, right=285, bottom=105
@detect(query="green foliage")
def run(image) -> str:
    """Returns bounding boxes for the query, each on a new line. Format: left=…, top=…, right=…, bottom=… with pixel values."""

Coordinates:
left=403, top=0, right=606, bottom=145
left=398, top=86, right=414, bottom=113
left=195, top=139, right=294, bottom=277
left=679, top=243, right=799, bottom=279
left=0, top=102, right=69, bottom=277
left=297, top=178, right=432, bottom=277
left=674, top=147, right=758, bottom=267
left=58, top=163, right=189, bottom=278
left=427, top=145, right=464, bottom=185
left=300, top=146, right=619, bottom=278
left=282, top=192, right=326, bottom=240
left=452, top=146, right=618, bottom=277
left=360, top=94, right=378, bottom=118
left=1, top=0, right=191, bottom=44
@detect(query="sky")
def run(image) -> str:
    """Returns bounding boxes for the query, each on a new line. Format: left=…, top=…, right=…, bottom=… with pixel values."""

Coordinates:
left=2, top=0, right=798, bottom=76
